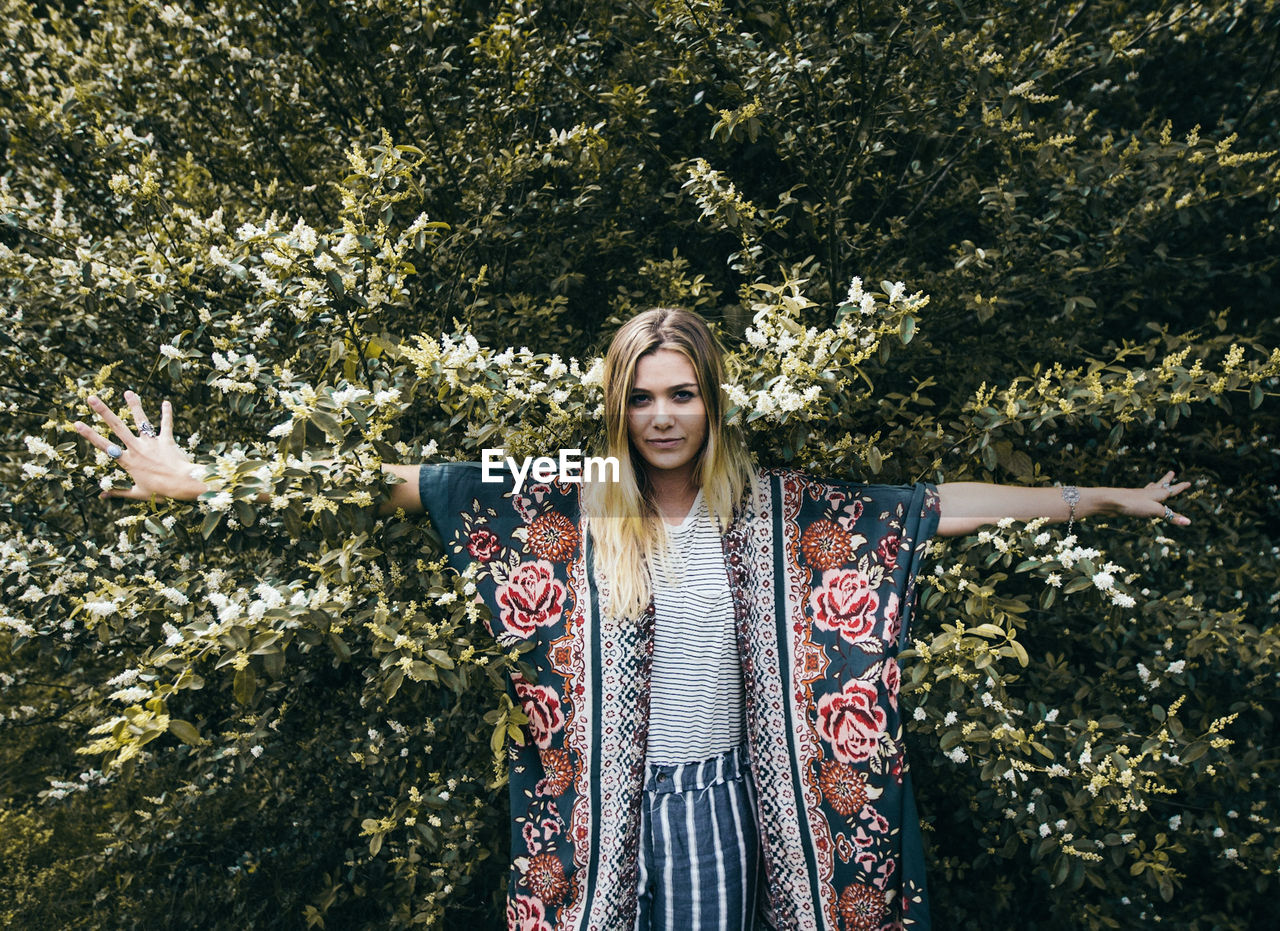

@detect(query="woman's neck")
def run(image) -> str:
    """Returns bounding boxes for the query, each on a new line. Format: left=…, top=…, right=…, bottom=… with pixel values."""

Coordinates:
left=648, top=471, right=700, bottom=526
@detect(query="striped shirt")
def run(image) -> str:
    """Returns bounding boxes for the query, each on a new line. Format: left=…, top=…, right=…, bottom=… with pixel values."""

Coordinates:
left=647, top=490, right=747, bottom=766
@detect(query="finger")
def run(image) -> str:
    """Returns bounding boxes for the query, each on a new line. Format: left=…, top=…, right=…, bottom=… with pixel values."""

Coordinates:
left=86, top=395, right=138, bottom=446
left=100, top=484, right=147, bottom=501
left=1163, top=480, right=1192, bottom=498
left=124, top=390, right=156, bottom=436
left=73, top=420, right=113, bottom=453
left=160, top=399, right=174, bottom=441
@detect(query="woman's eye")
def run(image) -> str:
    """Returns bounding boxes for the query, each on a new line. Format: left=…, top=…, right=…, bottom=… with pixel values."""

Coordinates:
left=675, top=390, right=696, bottom=401
left=628, top=394, right=649, bottom=407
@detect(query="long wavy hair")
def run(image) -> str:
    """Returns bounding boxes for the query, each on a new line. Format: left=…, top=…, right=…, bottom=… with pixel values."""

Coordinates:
left=583, top=307, right=756, bottom=621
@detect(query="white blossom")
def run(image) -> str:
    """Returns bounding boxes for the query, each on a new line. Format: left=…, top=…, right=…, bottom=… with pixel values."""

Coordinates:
left=109, top=686, right=150, bottom=703
left=160, top=587, right=189, bottom=605
left=24, top=435, right=57, bottom=458
left=83, top=599, right=120, bottom=618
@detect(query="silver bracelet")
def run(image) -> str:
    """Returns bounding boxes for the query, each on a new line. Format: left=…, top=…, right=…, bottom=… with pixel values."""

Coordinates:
left=1060, top=485, right=1081, bottom=534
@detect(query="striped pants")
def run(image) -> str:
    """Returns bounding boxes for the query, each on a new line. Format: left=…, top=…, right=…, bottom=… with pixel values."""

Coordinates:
left=636, top=744, right=766, bottom=931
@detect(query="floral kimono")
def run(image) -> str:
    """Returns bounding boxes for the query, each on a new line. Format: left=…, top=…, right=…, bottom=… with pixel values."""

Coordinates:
left=418, top=463, right=940, bottom=931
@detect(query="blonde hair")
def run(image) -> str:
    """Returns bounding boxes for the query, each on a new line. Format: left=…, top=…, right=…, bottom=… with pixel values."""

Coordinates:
left=583, top=307, right=756, bottom=621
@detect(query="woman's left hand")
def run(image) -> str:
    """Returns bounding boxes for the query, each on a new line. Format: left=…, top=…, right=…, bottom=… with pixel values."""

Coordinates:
left=1113, top=470, right=1192, bottom=525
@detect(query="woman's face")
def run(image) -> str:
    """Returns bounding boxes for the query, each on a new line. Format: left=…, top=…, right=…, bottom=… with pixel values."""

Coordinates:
left=626, top=347, right=708, bottom=483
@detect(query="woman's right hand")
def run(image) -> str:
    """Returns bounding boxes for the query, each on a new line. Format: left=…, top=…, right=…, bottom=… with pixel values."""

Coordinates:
left=73, top=390, right=209, bottom=502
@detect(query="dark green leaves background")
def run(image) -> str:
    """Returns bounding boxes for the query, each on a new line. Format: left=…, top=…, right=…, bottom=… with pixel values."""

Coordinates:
left=1, top=1, right=1277, bottom=928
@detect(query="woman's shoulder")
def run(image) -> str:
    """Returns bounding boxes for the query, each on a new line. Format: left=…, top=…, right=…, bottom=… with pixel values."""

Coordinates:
left=418, top=459, right=585, bottom=520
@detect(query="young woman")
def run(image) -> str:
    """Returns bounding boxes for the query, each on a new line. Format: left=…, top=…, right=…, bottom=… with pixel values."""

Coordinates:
left=74, top=307, right=1189, bottom=931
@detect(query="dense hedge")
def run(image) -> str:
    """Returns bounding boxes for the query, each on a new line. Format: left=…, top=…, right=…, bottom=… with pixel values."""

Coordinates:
left=2, top=1, right=1278, bottom=927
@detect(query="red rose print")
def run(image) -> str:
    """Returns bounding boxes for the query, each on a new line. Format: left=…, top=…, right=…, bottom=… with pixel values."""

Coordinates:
left=525, top=852, right=569, bottom=905
left=876, top=534, right=901, bottom=570
left=817, top=679, right=887, bottom=763
left=838, top=882, right=888, bottom=931
left=837, top=499, right=864, bottom=530
left=811, top=569, right=881, bottom=645
left=873, top=856, right=897, bottom=892
left=865, top=808, right=890, bottom=834
left=526, top=512, right=579, bottom=562
left=536, top=748, right=575, bottom=797
left=467, top=528, right=501, bottom=561
left=800, top=519, right=854, bottom=570
left=497, top=560, right=567, bottom=637
left=506, top=894, right=553, bottom=931
left=881, top=592, right=901, bottom=645
left=515, top=680, right=565, bottom=749
left=521, top=821, right=544, bottom=855
left=881, top=658, right=900, bottom=711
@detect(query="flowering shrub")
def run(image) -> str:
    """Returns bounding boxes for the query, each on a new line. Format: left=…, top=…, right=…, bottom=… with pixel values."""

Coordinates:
left=2, top=0, right=1277, bottom=928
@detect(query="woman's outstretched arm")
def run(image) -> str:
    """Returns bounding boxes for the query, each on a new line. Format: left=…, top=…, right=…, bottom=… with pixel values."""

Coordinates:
left=73, top=390, right=424, bottom=517
left=935, top=472, right=1191, bottom=538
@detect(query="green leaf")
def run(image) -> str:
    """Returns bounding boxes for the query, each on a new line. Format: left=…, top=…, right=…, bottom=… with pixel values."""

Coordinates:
left=168, top=719, right=201, bottom=745
left=325, top=270, right=345, bottom=298
left=327, top=632, right=352, bottom=663
left=867, top=446, right=883, bottom=474
left=1062, top=577, right=1093, bottom=594
left=1182, top=741, right=1208, bottom=763
left=310, top=411, right=343, bottom=440
left=200, top=511, right=222, bottom=539
left=233, top=498, right=256, bottom=527
left=426, top=649, right=455, bottom=669
left=250, top=632, right=283, bottom=654
left=899, top=316, right=916, bottom=345
left=233, top=666, right=256, bottom=706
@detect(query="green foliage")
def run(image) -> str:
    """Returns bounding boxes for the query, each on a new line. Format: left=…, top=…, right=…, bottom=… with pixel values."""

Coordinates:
left=2, top=0, right=1278, bottom=927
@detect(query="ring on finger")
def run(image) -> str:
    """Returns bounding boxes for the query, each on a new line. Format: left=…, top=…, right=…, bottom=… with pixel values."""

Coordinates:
left=1163, top=505, right=1175, bottom=521
left=107, top=443, right=124, bottom=459
left=1160, top=482, right=1171, bottom=489
left=139, top=421, right=157, bottom=438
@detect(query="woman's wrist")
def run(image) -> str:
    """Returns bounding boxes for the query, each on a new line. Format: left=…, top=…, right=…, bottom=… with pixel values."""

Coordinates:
left=1078, top=487, right=1122, bottom=519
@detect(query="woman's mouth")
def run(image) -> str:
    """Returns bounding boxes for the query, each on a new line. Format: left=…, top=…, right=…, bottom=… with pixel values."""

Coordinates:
left=646, top=438, right=682, bottom=448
